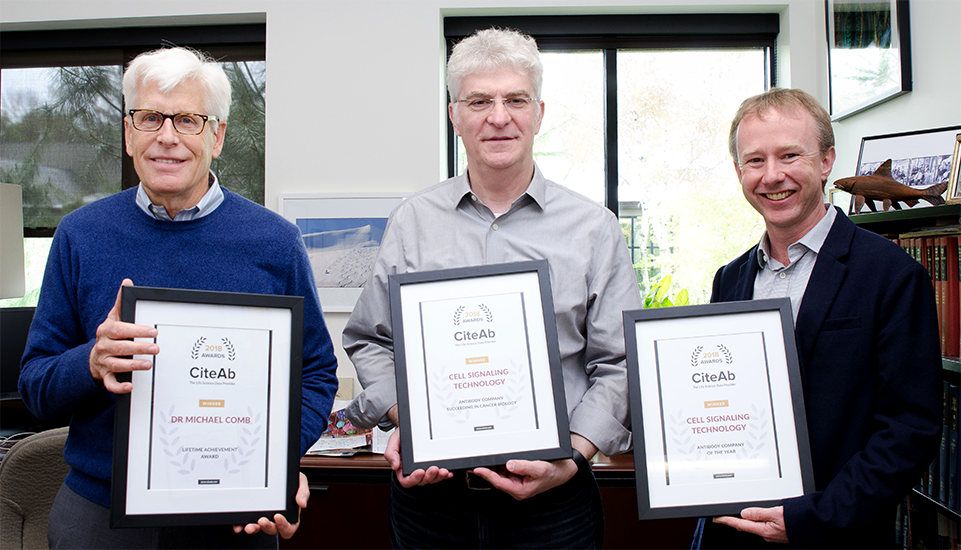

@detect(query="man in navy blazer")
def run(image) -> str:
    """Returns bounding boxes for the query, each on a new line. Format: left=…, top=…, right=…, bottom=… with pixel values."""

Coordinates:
left=698, top=88, right=942, bottom=548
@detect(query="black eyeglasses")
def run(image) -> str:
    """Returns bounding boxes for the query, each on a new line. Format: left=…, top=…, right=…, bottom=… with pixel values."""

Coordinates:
left=128, top=109, right=218, bottom=135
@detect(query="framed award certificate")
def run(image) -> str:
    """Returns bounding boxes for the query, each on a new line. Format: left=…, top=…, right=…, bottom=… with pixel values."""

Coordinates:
left=624, top=299, right=815, bottom=520
left=111, top=286, right=302, bottom=528
left=390, top=260, right=571, bottom=475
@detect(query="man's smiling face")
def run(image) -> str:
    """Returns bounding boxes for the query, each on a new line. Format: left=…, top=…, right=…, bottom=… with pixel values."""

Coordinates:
left=734, top=107, right=835, bottom=239
left=124, top=79, right=226, bottom=216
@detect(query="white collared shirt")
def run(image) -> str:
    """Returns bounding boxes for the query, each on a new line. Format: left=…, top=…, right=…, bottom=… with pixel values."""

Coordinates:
left=135, top=173, right=224, bottom=221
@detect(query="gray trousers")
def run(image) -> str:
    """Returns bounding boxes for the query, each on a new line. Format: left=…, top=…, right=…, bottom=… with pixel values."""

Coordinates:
left=47, top=483, right=278, bottom=549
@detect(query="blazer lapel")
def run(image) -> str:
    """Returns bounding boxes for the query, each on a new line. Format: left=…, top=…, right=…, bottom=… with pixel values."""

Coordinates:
left=734, top=245, right=760, bottom=301
left=794, top=209, right=854, bottom=363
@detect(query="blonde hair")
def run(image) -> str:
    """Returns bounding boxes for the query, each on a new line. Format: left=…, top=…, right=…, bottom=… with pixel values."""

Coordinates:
left=729, top=88, right=833, bottom=160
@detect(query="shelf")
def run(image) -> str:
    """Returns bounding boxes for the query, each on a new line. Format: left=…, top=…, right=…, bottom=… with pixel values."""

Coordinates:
left=912, top=487, right=961, bottom=522
left=848, top=204, right=961, bottom=237
left=945, top=357, right=961, bottom=374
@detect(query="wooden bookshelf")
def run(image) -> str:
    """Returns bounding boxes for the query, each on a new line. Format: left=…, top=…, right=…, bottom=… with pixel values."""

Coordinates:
left=852, top=206, right=961, bottom=548
left=849, top=203, right=961, bottom=237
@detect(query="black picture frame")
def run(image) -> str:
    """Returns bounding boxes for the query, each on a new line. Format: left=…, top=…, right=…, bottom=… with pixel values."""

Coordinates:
left=846, top=125, right=961, bottom=214
left=390, top=260, right=571, bottom=475
left=944, top=133, right=961, bottom=204
left=111, top=286, right=302, bottom=528
left=624, top=299, right=815, bottom=520
left=826, top=0, right=912, bottom=121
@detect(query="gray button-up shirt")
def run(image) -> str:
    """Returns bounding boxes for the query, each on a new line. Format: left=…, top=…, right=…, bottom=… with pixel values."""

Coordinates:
left=344, top=165, right=642, bottom=455
left=754, top=204, right=837, bottom=322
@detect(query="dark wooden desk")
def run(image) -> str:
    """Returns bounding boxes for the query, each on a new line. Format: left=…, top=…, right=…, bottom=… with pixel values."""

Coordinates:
left=284, top=453, right=696, bottom=549
left=0, top=398, right=69, bottom=437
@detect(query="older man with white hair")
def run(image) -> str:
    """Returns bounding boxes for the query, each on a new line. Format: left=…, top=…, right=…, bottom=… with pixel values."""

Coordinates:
left=19, top=47, right=338, bottom=548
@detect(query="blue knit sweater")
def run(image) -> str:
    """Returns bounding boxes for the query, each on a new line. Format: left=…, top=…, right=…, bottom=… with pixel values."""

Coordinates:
left=19, top=187, right=338, bottom=507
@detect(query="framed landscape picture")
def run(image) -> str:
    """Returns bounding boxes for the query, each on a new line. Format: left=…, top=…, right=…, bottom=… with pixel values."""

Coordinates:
left=847, top=125, right=961, bottom=214
left=279, top=193, right=406, bottom=312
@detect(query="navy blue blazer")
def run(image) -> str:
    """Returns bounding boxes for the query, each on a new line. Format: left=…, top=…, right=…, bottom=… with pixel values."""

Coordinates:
left=705, top=208, right=942, bottom=548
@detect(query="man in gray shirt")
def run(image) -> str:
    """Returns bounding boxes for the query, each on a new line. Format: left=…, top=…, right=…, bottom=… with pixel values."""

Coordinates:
left=344, top=28, right=642, bottom=548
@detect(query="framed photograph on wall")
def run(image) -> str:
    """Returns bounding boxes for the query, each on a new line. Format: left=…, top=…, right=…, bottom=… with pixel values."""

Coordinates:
left=947, top=134, right=961, bottom=204
left=624, top=299, right=815, bottom=520
left=847, top=125, right=961, bottom=215
left=278, top=193, right=407, bottom=312
left=826, top=0, right=911, bottom=121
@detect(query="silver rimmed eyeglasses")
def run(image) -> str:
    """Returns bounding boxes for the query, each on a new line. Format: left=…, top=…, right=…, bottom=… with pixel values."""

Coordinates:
left=454, top=97, right=538, bottom=113
left=128, top=109, right=218, bottom=135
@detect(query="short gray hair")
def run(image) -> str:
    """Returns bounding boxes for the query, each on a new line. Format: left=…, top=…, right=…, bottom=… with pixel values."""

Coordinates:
left=446, top=28, right=543, bottom=103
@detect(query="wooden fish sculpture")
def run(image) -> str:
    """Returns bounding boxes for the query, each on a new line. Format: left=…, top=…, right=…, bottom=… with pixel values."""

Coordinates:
left=834, top=159, right=947, bottom=213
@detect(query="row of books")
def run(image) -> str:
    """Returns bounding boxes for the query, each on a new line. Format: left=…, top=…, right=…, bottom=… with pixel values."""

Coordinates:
left=895, top=231, right=961, bottom=358
left=920, top=382, right=961, bottom=513
left=897, top=494, right=957, bottom=549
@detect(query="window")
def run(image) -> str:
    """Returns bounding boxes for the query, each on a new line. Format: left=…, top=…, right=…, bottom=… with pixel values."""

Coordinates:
left=445, top=15, right=777, bottom=303
left=1, top=24, right=266, bottom=307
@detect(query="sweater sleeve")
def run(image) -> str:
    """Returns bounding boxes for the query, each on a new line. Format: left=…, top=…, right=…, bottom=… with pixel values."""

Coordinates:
left=19, top=227, right=115, bottom=420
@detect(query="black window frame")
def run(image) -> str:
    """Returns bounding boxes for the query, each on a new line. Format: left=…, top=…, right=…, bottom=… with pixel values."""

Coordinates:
left=1, top=23, right=266, bottom=237
left=444, top=14, right=779, bottom=216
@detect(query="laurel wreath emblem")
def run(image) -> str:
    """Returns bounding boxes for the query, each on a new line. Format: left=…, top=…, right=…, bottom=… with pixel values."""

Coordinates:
left=691, top=344, right=734, bottom=366
left=228, top=406, right=262, bottom=474
left=691, top=346, right=703, bottom=367
left=157, top=405, right=261, bottom=477
left=668, top=408, right=695, bottom=456
left=453, top=304, right=493, bottom=325
left=719, top=344, right=733, bottom=364
left=191, top=337, right=207, bottom=360
left=741, top=403, right=769, bottom=459
left=158, top=405, right=195, bottom=475
left=478, top=304, right=493, bottom=322
left=222, top=337, right=236, bottom=361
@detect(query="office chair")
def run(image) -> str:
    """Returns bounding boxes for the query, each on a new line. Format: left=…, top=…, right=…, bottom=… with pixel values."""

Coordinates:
left=0, top=427, right=70, bottom=549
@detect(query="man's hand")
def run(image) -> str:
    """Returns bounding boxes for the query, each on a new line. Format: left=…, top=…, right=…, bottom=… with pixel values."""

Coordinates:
left=89, top=279, right=158, bottom=394
left=233, top=472, right=309, bottom=539
left=713, top=506, right=788, bottom=544
left=471, top=458, right=577, bottom=500
left=470, top=433, right=596, bottom=501
left=383, top=412, right=453, bottom=487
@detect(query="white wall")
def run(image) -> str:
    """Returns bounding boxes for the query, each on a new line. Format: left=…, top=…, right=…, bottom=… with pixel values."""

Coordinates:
left=830, top=0, right=961, bottom=180
left=3, top=0, right=958, bottom=389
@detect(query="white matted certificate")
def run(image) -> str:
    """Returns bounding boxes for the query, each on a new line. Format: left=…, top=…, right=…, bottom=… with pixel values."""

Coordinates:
left=624, top=299, right=815, bottom=520
left=390, top=260, right=571, bottom=474
left=111, top=286, right=302, bottom=528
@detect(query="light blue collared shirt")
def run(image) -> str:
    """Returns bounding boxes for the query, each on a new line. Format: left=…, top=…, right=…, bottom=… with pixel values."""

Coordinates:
left=753, top=204, right=837, bottom=322
left=135, top=172, right=224, bottom=221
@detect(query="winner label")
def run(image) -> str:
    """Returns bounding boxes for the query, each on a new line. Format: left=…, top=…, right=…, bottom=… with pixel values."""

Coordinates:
left=419, top=292, right=539, bottom=442
left=653, top=332, right=780, bottom=486
left=147, top=325, right=271, bottom=491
